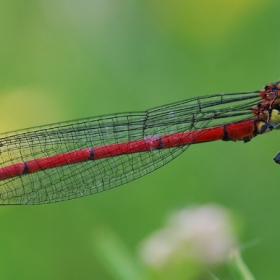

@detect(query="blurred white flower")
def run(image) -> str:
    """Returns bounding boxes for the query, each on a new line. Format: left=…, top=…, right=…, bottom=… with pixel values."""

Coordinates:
left=138, top=204, right=237, bottom=269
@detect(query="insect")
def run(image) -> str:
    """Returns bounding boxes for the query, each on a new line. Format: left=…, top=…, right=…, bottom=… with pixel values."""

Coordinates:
left=0, top=81, right=279, bottom=205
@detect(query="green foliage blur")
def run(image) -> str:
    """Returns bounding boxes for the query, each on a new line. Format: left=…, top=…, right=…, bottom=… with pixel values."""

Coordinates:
left=0, top=0, right=279, bottom=279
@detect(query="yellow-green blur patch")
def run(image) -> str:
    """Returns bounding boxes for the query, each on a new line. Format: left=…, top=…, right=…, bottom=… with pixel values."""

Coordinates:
left=145, top=0, right=273, bottom=44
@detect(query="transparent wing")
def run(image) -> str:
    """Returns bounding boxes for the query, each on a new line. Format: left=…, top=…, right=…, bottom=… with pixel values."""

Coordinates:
left=0, top=91, right=261, bottom=204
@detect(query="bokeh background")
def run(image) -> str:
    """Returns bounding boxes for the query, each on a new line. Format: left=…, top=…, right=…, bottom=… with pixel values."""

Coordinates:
left=0, top=0, right=280, bottom=279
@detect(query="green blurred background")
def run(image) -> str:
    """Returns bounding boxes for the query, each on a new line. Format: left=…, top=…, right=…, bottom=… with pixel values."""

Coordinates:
left=0, top=0, right=280, bottom=279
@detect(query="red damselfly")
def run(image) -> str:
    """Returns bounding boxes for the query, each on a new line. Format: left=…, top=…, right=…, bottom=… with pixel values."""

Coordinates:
left=1, top=81, right=280, bottom=205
